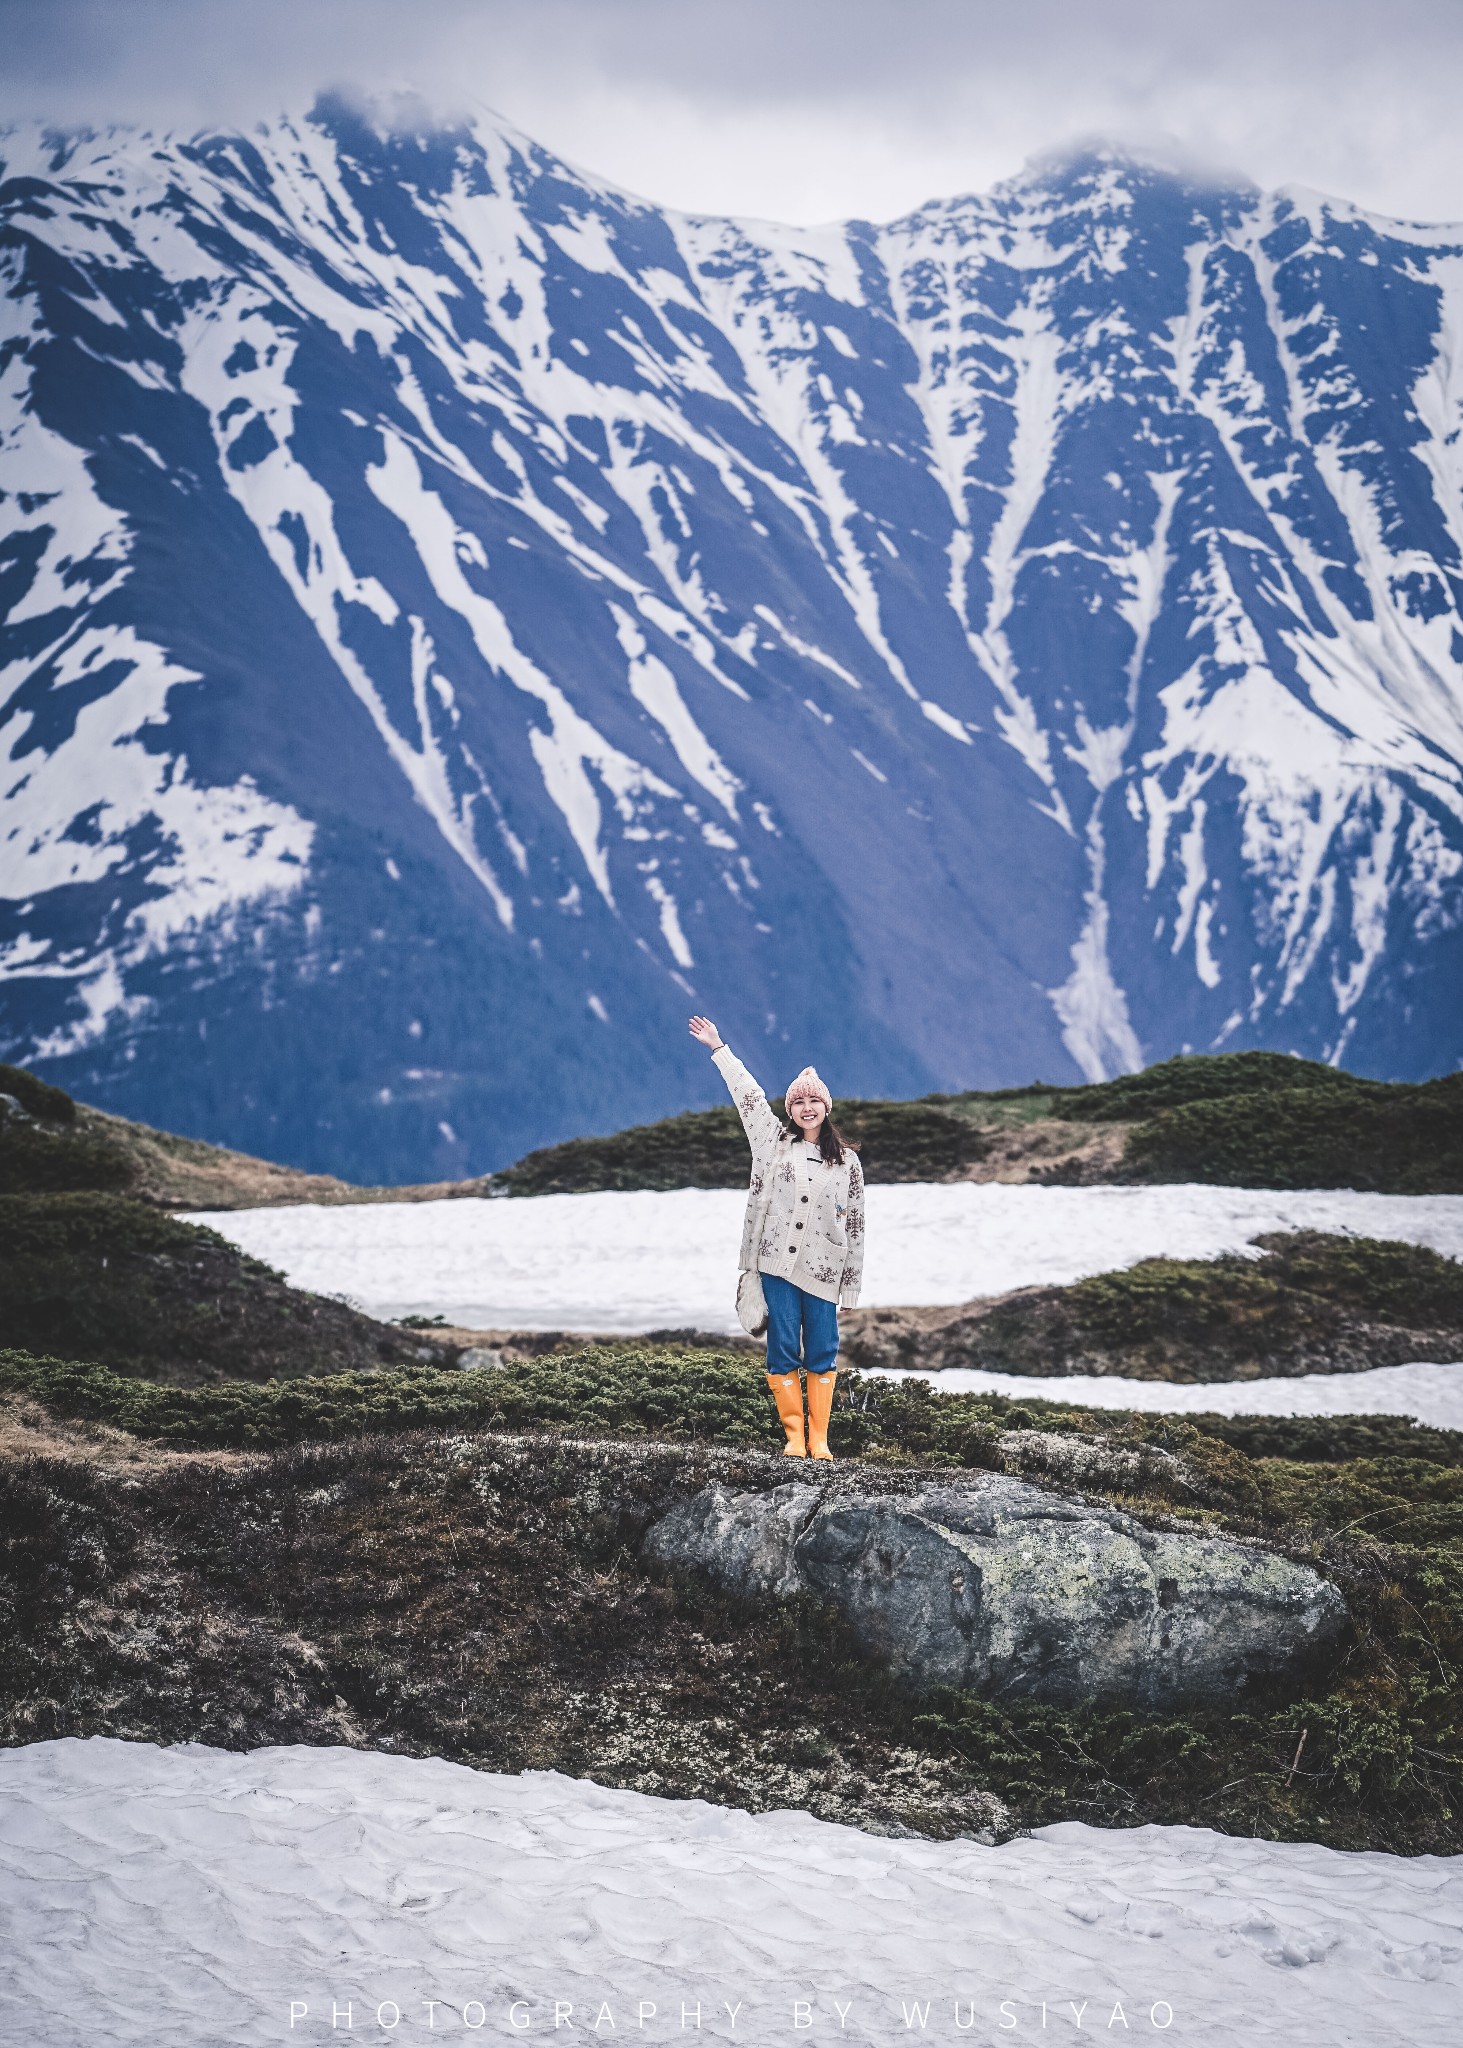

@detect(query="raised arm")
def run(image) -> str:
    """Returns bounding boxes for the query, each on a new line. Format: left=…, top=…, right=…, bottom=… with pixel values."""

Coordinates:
left=689, top=1015, right=783, bottom=1158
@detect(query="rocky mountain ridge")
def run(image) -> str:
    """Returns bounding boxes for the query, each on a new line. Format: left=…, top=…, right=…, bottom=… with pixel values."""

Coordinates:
left=3, top=103, right=1462, bottom=1177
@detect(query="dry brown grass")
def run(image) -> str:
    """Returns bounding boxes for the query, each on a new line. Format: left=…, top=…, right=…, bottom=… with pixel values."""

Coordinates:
left=0, top=1389, right=252, bottom=1473
left=947, top=1117, right=1131, bottom=1184
left=74, top=1104, right=496, bottom=1211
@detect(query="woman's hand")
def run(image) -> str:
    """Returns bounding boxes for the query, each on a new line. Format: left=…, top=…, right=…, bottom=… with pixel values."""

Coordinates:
left=688, top=1015, right=724, bottom=1051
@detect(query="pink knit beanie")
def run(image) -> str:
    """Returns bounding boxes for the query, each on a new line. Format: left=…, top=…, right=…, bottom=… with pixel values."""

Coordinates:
left=785, top=1065, right=832, bottom=1111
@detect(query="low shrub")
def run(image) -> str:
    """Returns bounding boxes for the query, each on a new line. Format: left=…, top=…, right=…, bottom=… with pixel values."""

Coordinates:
left=1255, top=1230, right=1463, bottom=1325
left=1125, top=1075, right=1463, bottom=1192
left=498, top=1097, right=992, bottom=1193
left=6, top=1341, right=1463, bottom=1473
left=0, top=1119, right=134, bottom=1195
left=1052, top=1050, right=1352, bottom=1124
left=1067, top=1231, right=1463, bottom=1344
left=0, top=1193, right=419, bottom=1383
left=0, top=1192, right=236, bottom=1261
left=0, top=1061, right=76, bottom=1124
left=0, top=1344, right=784, bottom=1451
left=4, top=1349, right=1461, bottom=1852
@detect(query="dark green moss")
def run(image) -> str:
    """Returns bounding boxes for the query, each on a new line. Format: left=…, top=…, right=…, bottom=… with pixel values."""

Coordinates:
left=7, top=1339, right=1463, bottom=1475
left=0, top=1194, right=423, bottom=1384
left=1254, top=1231, right=1463, bottom=1324
left=495, top=1053, right=1463, bottom=1196
left=1125, top=1074, right=1463, bottom=1192
left=1052, top=1050, right=1351, bottom=1123
left=3, top=1366, right=1460, bottom=1852
left=497, top=1096, right=991, bottom=1193
left=0, top=1118, right=135, bottom=1195
left=910, top=1682, right=1462, bottom=1846
left=1193, top=1411, right=1463, bottom=1465
left=1069, top=1230, right=1463, bottom=1340
left=0, top=1061, right=76, bottom=1124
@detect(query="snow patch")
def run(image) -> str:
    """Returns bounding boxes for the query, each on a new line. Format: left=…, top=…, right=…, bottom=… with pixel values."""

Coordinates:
left=194, top=1183, right=1463, bottom=1347
left=0, top=620, right=313, bottom=1053
left=1, top=1739, right=1458, bottom=2048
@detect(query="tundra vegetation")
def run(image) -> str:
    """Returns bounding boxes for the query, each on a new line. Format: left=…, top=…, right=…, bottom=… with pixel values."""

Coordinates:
left=5, top=1187, right=1459, bottom=1392
left=841, top=1232, right=1463, bottom=1381
left=1, top=1055, right=1460, bottom=1854
left=0, top=1193, right=429, bottom=1383
left=2, top=1344, right=1460, bottom=1855
left=496, top=1050, right=1463, bottom=1195
left=6, top=1051, right=1463, bottom=1204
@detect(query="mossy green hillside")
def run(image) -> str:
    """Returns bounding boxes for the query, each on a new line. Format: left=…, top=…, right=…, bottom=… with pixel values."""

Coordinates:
left=0, top=1065, right=133, bottom=1194
left=0, top=1061, right=77, bottom=1124
left=493, top=1051, right=1463, bottom=1195
left=0, top=1193, right=425, bottom=1384
left=1126, top=1072, right=1463, bottom=1192
left=5, top=1048, right=1461, bottom=1200
left=843, top=1231, right=1463, bottom=1382
left=0, top=1065, right=416, bottom=1210
left=1051, top=1050, right=1350, bottom=1122
left=492, top=1052, right=1334, bottom=1196
left=3, top=1345, right=1460, bottom=1853
left=1072, top=1231, right=1463, bottom=1336
left=5, top=1337, right=1462, bottom=1468
left=495, top=1095, right=997, bottom=1194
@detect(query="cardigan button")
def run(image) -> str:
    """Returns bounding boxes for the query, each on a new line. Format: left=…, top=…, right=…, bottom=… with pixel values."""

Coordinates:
left=795, top=1221, right=803, bottom=1229
left=800, top=1195, right=809, bottom=1203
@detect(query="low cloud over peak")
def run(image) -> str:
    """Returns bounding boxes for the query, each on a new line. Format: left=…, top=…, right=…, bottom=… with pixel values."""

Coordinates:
left=2, top=1, right=1460, bottom=231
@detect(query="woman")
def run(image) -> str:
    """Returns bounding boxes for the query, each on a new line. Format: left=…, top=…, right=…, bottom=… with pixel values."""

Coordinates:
left=688, top=1015, right=865, bottom=1460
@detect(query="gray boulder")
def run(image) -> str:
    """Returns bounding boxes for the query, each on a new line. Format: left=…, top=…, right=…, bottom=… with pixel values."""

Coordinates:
left=459, top=1346, right=507, bottom=1370
left=642, top=1475, right=1347, bottom=1709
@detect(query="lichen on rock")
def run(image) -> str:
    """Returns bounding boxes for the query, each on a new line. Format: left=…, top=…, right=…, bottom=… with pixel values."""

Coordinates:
left=643, top=1473, right=1347, bottom=1709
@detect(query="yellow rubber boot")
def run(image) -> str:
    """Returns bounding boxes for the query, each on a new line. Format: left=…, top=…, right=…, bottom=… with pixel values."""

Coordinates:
left=805, top=1371, right=836, bottom=1461
left=767, top=1372, right=807, bottom=1457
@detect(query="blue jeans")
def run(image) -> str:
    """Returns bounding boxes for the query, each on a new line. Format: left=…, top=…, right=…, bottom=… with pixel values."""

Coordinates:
left=762, top=1273, right=840, bottom=1377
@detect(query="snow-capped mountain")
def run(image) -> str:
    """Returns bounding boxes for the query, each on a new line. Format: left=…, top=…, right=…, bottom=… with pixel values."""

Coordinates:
left=3, top=99, right=1462, bottom=1178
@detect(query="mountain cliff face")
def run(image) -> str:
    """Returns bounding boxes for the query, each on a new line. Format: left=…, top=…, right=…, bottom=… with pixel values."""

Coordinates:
left=3, top=100, right=1461, bottom=1177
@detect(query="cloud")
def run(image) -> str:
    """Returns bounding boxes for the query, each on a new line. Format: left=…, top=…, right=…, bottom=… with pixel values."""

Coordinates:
left=3, top=0, right=1462, bottom=224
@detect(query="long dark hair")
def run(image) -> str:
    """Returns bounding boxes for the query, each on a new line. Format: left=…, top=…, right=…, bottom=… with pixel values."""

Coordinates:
left=781, top=1106, right=852, bottom=1165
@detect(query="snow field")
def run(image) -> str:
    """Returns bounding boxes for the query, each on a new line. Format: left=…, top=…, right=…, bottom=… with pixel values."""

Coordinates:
left=192, top=1183, right=1463, bottom=1425
left=193, top=1182, right=1463, bottom=1337
left=2, top=1738, right=1458, bottom=2048
left=863, top=1361, right=1463, bottom=1431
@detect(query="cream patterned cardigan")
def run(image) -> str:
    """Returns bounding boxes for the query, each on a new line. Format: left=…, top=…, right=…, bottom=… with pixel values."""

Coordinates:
left=712, top=1045, right=866, bottom=1309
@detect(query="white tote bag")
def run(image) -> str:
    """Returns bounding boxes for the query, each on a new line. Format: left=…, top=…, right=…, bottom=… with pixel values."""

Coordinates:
left=735, top=1267, right=768, bottom=1338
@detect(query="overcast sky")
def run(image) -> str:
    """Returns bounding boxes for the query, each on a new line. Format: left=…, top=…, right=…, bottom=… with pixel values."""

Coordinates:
left=3, top=0, right=1462, bottom=225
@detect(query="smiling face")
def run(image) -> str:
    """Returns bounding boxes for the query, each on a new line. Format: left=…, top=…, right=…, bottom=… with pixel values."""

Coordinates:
left=787, top=1090, right=827, bottom=1141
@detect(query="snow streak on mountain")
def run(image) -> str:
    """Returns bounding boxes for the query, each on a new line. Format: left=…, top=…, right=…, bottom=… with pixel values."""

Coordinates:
left=2, top=100, right=1461, bottom=1177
